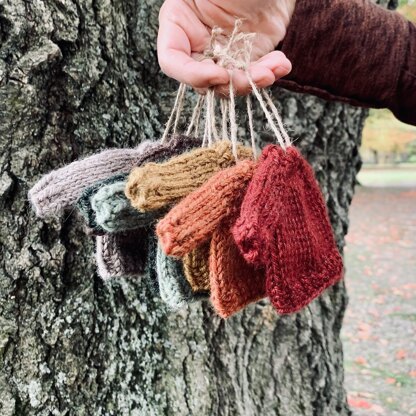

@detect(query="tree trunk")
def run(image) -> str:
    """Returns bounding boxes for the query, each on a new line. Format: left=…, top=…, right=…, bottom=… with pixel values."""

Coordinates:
left=0, top=1, right=377, bottom=415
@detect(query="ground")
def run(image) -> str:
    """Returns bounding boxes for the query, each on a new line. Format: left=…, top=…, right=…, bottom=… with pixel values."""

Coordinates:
left=342, top=168, right=416, bottom=415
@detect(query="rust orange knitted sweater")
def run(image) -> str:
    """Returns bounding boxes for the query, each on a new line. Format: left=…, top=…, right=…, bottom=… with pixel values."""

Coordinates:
left=157, top=160, right=256, bottom=257
left=210, top=222, right=266, bottom=318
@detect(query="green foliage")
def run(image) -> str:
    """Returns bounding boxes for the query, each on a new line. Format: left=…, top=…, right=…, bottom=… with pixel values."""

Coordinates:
left=362, top=109, right=416, bottom=153
left=398, top=0, right=416, bottom=20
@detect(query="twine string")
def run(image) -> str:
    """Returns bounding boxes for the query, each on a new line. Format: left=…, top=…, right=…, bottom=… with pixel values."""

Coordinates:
left=228, top=73, right=239, bottom=160
left=162, top=19, right=291, bottom=152
left=210, top=89, right=219, bottom=142
left=246, top=94, right=256, bottom=158
left=262, top=90, right=291, bottom=147
left=242, top=37, right=257, bottom=157
left=186, top=94, right=205, bottom=136
left=246, top=72, right=287, bottom=149
left=202, top=92, right=210, bottom=147
left=220, top=98, right=229, bottom=141
left=194, top=94, right=206, bottom=137
left=223, top=19, right=242, bottom=56
left=161, top=83, right=187, bottom=143
left=173, top=83, right=186, bottom=135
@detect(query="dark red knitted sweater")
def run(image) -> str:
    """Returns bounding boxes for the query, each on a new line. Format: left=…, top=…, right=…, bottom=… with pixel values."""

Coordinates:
left=233, top=145, right=343, bottom=314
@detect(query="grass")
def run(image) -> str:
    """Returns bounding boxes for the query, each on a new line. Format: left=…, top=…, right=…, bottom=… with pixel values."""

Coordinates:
left=389, top=312, right=416, bottom=322
left=345, top=360, right=415, bottom=388
left=357, top=167, right=416, bottom=187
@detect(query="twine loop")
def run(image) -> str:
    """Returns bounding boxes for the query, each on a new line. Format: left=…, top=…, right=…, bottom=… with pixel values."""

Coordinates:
left=161, top=19, right=291, bottom=157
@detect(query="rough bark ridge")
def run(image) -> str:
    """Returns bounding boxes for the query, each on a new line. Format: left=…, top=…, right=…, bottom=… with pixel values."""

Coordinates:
left=0, top=0, right=371, bottom=415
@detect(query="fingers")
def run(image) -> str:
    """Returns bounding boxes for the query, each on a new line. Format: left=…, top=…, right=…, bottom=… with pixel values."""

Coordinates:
left=158, top=1, right=229, bottom=89
left=214, top=51, right=292, bottom=97
left=157, top=0, right=292, bottom=95
left=159, top=49, right=230, bottom=89
left=256, top=50, right=292, bottom=79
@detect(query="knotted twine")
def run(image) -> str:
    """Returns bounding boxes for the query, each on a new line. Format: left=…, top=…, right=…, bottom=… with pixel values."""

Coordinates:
left=160, top=19, right=291, bottom=160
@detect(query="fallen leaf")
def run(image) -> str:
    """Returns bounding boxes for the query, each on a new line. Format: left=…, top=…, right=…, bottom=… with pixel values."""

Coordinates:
left=355, top=356, right=367, bottom=366
left=358, top=322, right=372, bottom=331
left=403, top=283, right=416, bottom=290
left=395, top=349, right=407, bottom=360
left=385, top=377, right=396, bottom=384
left=348, top=397, right=372, bottom=409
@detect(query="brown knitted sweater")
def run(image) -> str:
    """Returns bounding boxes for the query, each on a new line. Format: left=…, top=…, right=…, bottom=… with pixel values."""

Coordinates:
left=277, top=0, right=416, bottom=125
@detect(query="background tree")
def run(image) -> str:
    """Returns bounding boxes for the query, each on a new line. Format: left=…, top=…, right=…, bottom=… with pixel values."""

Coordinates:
left=0, top=0, right=392, bottom=414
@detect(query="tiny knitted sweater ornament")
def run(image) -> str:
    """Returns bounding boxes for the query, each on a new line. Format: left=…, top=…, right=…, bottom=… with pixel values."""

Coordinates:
left=93, top=180, right=162, bottom=232
left=232, top=145, right=344, bottom=314
left=126, top=140, right=253, bottom=212
left=28, top=140, right=154, bottom=218
left=77, top=174, right=163, bottom=233
left=209, top=221, right=266, bottom=318
left=182, top=242, right=210, bottom=294
left=156, top=159, right=263, bottom=317
left=134, top=135, right=202, bottom=168
left=77, top=135, right=202, bottom=233
left=96, top=228, right=149, bottom=280
left=156, top=242, right=199, bottom=310
left=157, top=160, right=256, bottom=257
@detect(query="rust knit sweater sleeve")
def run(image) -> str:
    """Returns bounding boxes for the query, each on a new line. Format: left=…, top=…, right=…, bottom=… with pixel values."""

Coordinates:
left=277, top=0, right=416, bottom=125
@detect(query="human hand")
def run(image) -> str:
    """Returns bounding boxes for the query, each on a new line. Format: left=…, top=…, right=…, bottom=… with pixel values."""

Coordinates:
left=157, top=0, right=296, bottom=96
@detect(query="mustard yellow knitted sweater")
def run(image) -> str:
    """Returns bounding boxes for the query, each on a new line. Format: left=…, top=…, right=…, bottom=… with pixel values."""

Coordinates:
left=125, top=140, right=253, bottom=212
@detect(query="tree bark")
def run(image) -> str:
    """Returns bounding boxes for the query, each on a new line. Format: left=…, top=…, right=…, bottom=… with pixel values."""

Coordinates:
left=0, top=0, right=378, bottom=415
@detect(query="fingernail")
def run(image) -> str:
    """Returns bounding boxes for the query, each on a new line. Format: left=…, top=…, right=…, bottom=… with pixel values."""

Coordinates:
left=274, top=60, right=292, bottom=77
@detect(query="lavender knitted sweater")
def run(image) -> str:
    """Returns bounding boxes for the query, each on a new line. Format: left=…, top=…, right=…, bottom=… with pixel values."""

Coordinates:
left=28, top=140, right=154, bottom=218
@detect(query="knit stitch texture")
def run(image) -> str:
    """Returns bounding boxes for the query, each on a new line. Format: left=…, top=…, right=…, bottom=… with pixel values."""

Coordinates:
left=133, top=135, right=202, bottom=169
left=183, top=243, right=210, bottom=293
left=210, top=222, right=266, bottom=319
left=96, top=228, right=149, bottom=280
left=156, top=242, right=196, bottom=310
left=233, top=145, right=344, bottom=314
left=94, top=181, right=164, bottom=233
left=29, top=140, right=154, bottom=218
left=77, top=135, right=202, bottom=233
left=126, top=140, right=253, bottom=212
left=78, top=174, right=161, bottom=233
left=157, top=160, right=256, bottom=257
left=77, top=174, right=126, bottom=232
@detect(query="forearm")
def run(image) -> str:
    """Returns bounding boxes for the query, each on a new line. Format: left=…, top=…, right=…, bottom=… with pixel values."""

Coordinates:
left=277, top=0, right=416, bottom=125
